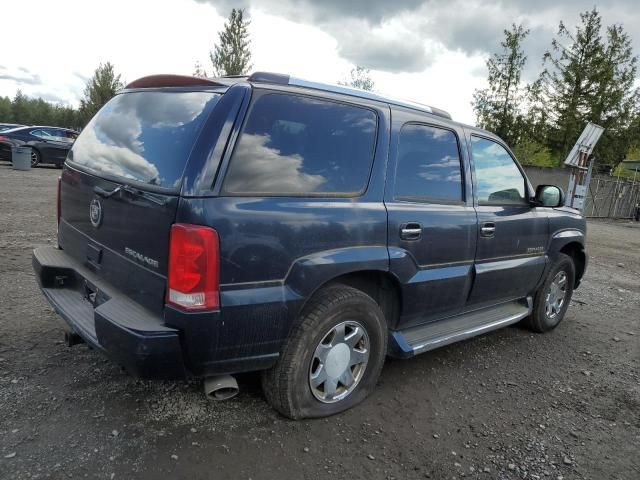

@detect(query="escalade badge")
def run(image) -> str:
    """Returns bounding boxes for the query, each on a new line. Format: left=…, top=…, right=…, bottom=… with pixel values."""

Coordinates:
left=89, top=198, right=103, bottom=228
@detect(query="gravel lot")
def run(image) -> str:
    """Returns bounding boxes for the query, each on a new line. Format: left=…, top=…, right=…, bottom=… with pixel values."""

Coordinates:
left=0, top=164, right=638, bottom=480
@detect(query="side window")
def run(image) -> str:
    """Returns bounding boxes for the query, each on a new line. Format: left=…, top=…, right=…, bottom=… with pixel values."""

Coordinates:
left=223, top=93, right=378, bottom=195
left=31, top=129, right=51, bottom=139
left=471, top=136, right=527, bottom=205
left=394, top=124, right=463, bottom=203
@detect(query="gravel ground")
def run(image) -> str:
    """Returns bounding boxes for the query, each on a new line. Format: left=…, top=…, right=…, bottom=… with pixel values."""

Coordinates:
left=0, top=164, right=638, bottom=480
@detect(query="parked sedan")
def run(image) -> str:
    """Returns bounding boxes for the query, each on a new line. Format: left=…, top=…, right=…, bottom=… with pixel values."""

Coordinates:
left=0, top=126, right=78, bottom=167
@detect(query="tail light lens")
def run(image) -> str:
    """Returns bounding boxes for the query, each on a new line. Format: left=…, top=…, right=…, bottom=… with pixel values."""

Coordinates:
left=166, top=224, right=220, bottom=311
left=57, top=176, right=62, bottom=226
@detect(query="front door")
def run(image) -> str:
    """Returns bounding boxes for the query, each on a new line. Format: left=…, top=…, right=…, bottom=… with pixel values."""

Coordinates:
left=386, top=115, right=477, bottom=330
left=466, top=134, right=548, bottom=308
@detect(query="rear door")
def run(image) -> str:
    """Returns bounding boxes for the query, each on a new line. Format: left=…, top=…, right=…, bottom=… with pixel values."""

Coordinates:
left=59, top=89, right=223, bottom=313
left=466, top=134, right=548, bottom=307
left=386, top=111, right=477, bottom=329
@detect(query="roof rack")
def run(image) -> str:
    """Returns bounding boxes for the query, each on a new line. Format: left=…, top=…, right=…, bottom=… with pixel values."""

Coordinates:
left=247, top=72, right=452, bottom=120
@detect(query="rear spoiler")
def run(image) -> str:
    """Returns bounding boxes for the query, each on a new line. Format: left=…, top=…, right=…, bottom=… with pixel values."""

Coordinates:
left=125, top=74, right=228, bottom=89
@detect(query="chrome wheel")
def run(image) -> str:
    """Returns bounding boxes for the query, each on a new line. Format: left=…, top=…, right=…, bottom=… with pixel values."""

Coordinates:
left=30, top=150, right=39, bottom=167
left=309, top=320, right=370, bottom=403
left=545, top=271, right=567, bottom=319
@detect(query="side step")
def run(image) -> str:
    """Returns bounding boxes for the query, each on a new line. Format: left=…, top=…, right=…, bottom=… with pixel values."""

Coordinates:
left=390, top=298, right=532, bottom=357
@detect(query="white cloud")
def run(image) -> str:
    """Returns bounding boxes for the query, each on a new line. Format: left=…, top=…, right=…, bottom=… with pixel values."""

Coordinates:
left=1, top=0, right=638, bottom=127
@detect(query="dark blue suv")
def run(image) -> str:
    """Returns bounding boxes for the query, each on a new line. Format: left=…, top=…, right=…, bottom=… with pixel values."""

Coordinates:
left=33, top=73, right=587, bottom=418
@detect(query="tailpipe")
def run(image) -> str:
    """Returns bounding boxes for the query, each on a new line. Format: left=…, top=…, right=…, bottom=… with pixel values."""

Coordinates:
left=204, top=375, right=239, bottom=401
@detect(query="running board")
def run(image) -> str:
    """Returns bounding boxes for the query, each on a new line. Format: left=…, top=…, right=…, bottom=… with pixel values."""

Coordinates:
left=390, top=298, right=532, bottom=357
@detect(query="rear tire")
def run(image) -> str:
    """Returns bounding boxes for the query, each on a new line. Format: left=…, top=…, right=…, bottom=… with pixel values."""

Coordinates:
left=525, top=253, right=575, bottom=333
left=30, top=149, right=41, bottom=167
left=261, top=285, right=387, bottom=419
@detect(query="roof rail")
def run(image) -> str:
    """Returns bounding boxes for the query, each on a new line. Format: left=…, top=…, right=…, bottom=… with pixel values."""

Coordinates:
left=247, top=71, right=452, bottom=120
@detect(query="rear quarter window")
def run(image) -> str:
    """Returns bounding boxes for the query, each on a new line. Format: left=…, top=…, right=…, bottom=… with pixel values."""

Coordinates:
left=222, top=93, right=378, bottom=196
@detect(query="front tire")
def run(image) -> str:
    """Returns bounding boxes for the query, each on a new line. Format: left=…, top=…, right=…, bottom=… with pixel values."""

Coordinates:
left=526, top=253, right=575, bottom=332
left=261, top=285, right=387, bottom=419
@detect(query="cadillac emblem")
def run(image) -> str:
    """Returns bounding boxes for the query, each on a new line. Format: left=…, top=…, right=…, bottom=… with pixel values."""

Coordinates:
left=89, top=198, right=103, bottom=228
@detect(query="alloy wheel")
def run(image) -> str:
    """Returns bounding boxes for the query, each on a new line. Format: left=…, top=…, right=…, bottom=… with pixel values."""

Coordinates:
left=545, top=271, right=568, bottom=319
left=309, top=320, right=370, bottom=403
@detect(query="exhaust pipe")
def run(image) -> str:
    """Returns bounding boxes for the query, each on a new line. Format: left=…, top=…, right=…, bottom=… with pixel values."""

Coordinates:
left=204, top=375, right=239, bottom=401
left=64, top=331, right=84, bottom=347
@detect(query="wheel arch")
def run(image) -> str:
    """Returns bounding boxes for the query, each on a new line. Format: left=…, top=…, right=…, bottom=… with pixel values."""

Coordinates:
left=559, top=241, right=586, bottom=287
left=287, top=260, right=402, bottom=333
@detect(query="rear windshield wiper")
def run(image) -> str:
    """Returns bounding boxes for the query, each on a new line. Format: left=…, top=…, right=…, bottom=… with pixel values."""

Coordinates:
left=93, top=184, right=168, bottom=206
left=94, top=185, right=122, bottom=198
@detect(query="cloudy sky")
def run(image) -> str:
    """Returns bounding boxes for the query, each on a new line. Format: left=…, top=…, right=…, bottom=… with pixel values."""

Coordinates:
left=1, top=0, right=638, bottom=124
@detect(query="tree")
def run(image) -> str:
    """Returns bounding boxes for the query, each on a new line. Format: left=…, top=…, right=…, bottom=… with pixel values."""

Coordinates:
left=531, top=9, right=640, bottom=167
left=0, top=90, right=80, bottom=128
left=0, top=96, right=13, bottom=122
left=535, top=9, right=606, bottom=160
left=472, top=24, right=529, bottom=146
left=193, top=61, right=207, bottom=78
left=78, top=62, right=123, bottom=126
left=339, top=66, right=375, bottom=91
left=210, top=9, right=252, bottom=77
left=588, top=23, right=639, bottom=166
left=11, top=90, right=31, bottom=125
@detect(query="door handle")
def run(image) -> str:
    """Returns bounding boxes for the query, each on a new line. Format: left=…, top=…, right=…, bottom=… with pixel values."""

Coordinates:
left=480, top=222, right=496, bottom=237
left=400, top=222, right=422, bottom=240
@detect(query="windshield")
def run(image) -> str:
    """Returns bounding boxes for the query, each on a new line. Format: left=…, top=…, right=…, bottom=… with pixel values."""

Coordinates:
left=69, top=90, right=221, bottom=190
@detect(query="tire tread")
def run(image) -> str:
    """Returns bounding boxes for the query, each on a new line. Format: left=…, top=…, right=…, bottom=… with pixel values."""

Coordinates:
left=262, top=285, right=385, bottom=418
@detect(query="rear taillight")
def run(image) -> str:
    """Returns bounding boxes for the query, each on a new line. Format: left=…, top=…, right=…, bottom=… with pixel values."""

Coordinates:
left=166, top=224, right=220, bottom=311
left=0, top=135, right=7, bottom=141
left=56, top=176, right=61, bottom=226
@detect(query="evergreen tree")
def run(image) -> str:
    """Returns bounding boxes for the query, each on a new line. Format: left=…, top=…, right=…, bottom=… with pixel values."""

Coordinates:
left=0, top=91, right=80, bottom=129
left=339, top=66, right=375, bottom=91
left=79, top=62, right=123, bottom=126
left=11, top=90, right=31, bottom=125
left=210, top=9, right=252, bottom=77
left=588, top=24, right=639, bottom=166
left=472, top=24, right=529, bottom=146
left=536, top=9, right=605, bottom=159
left=0, top=96, right=13, bottom=122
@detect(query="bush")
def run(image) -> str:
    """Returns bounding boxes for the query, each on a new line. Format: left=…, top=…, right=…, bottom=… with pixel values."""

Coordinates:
left=611, top=163, right=640, bottom=180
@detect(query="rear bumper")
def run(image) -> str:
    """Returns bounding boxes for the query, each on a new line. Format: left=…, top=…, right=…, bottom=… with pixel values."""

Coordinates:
left=33, top=246, right=187, bottom=379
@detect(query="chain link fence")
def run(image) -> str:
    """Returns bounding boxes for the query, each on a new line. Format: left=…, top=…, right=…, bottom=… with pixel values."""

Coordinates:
left=584, top=175, right=640, bottom=219
left=524, top=166, right=640, bottom=219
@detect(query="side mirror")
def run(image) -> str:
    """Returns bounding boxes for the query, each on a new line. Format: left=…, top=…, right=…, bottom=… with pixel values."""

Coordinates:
left=534, top=185, right=564, bottom=208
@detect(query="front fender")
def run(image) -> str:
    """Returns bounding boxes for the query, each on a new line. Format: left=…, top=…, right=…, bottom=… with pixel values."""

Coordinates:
left=547, top=229, right=586, bottom=257
left=542, top=228, right=587, bottom=288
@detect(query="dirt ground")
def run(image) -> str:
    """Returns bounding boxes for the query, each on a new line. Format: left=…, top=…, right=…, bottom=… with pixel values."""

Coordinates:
left=0, top=164, right=638, bottom=480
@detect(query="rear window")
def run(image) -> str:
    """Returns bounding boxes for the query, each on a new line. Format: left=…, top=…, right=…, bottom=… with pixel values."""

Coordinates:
left=222, top=93, right=378, bottom=196
left=69, top=91, right=221, bottom=190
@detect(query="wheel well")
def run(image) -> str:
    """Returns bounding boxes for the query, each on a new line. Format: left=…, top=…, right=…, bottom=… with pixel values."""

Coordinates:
left=560, top=242, right=586, bottom=286
left=322, top=271, right=402, bottom=329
